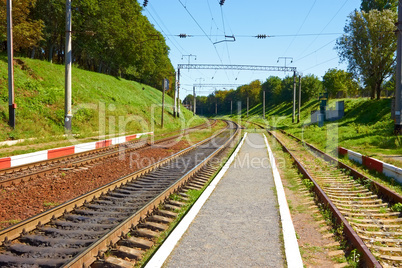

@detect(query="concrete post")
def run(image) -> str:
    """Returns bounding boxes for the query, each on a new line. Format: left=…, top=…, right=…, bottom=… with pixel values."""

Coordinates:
left=193, top=86, right=196, bottom=115
left=292, top=71, right=296, bottom=123
left=65, top=0, right=73, bottom=131
left=298, top=75, right=302, bottom=123
left=173, top=73, right=177, bottom=117
left=177, top=68, right=181, bottom=117
left=161, top=79, right=166, bottom=128
left=247, top=97, right=249, bottom=117
left=7, top=0, right=15, bottom=128
left=263, top=90, right=265, bottom=119
left=395, top=4, right=402, bottom=134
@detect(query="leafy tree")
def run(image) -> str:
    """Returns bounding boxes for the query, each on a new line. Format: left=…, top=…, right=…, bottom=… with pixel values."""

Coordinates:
left=29, top=0, right=174, bottom=91
left=336, top=9, right=397, bottom=99
left=361, top=0, right=397, bottom=12
left=322, top=68, right=359, bottom=98
left=262, top=76, right=282, bottom=104
left=238, top=80, right=261, bottom=107
left=302, top=74, right=323, bottom=101
left=0, top=0, right=44, bottom=52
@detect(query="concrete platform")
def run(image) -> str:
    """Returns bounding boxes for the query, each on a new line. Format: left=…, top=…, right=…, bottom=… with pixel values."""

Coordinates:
left=151, top=133, right=291, bottom=267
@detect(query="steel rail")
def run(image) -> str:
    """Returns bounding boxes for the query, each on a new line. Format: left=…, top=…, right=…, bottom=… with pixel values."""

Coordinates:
left=0, top=120, right=217, bottom=188
left=278, top=129, right=402, bottom=205
left=247, top=122, right=382, bottom=267
left=269, top=130, right=381, bottom=267
left=0, top=121, right=231, bottom=249
left=64, top=121, right=240, bottom=268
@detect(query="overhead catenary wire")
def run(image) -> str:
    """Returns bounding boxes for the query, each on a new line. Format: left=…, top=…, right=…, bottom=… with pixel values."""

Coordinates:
left=144, top=6, right=187, bottom=56
left=295, top=38, right=338, bottom=63
left=173, top=32, right=342, bottom=38
left=298, top=0, right=350, bottom=58
left=177, top=0, right=232, bottom=83
left=283, top=0, right=317, bottom=55
left=302, top=56, right=338, bottom=72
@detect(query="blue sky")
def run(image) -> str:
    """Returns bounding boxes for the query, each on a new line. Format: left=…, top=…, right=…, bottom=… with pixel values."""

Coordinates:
left=142, top=0, right=362, bottom=99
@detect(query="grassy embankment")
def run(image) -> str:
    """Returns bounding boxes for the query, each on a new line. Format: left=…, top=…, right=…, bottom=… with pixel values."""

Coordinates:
left=0, top=53, right=206, bottom=156
left=239, top=97, right=400, bottom=167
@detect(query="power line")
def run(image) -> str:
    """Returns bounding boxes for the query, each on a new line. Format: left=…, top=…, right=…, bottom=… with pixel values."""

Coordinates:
left=295, top=38, right=338, bottom=63
left=177, top=0, right=231, bottom=82
left=302, top=56, right=338, bottom=72
left=284, top=0, right=317, bottom=55
left=298, top=0, right=350, bottom=58
left=173, top=33, right=342, bottom=38
left=144, top=6, right=187, bottom=55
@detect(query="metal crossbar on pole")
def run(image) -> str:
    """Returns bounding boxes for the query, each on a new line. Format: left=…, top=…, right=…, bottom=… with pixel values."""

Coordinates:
left=178, top=64, right=297, bottom=72
left=189, top=84, right=242, bottom=88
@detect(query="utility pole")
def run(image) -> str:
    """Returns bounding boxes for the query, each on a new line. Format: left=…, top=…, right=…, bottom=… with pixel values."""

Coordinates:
left=292, top=71, right=296, bottom=123
left=263, top=90, right=266, bottom=119
left=298, top=75, right=302, bottom=123
left=193, top=86, right=196, bottom=115
left=214, top=89, right=217, bottom=115
left=65, top=0, right=73, bottom=131
left=395, top=4, right=402, bottom=134
left=247, top=97, right=249, bottom=117
left=161, top=78, right=168, bottom=128
left=177, top=68, right=181, bottom=117
left=7, top=0, right=15, bottom=128
left=173, top=73, right=177, bottom=118
left=230, top=100, right=233, bottom=116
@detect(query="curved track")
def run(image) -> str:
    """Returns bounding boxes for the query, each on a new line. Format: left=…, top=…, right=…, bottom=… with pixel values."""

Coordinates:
left=0, top=120, right=239, bottom=268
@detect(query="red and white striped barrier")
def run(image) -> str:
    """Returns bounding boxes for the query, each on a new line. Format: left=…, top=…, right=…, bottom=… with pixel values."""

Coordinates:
left=338, top=147, right=402, bottom=184
left=0, top=132, right=153, bottom=170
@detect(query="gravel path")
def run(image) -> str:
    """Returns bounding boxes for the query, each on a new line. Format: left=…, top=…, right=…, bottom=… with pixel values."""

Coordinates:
left=164, top=133, right=285, bottom=267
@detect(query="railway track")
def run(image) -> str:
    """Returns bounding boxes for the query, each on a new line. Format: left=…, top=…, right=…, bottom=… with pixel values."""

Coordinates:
left=259, top=125, right=401, bottom=267
left=0, top=120, right=216, bottom=188
left=0, top=120, right=239, bottom=267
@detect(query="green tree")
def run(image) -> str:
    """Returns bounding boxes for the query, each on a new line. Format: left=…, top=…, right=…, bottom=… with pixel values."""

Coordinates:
left=361, top=0, right=397, bottom=12
left=336, top=9, right=397, bottom=99
left=262, top=76, right=282, bottom=104
left=302, top=74, right=323, bottom=101
left=0, top=0, right=44, bottom=53
left=322, top=68, right=359, bottom=98
left=238, top=80, right=261, bottom=107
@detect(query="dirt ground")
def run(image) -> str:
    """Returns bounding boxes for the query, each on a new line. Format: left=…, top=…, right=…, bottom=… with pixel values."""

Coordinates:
left=0, top=140, right=190, bottom=230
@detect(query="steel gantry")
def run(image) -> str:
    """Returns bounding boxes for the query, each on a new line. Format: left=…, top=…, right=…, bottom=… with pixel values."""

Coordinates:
left=175, top=64, right=298, bottom=118
left=177, top=64, right=297, bottom=72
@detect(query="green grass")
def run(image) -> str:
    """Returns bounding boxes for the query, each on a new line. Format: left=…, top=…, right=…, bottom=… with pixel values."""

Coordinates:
left=0, top=53, right=205, bottom=152
left=243, top=97, right=400, bottom=167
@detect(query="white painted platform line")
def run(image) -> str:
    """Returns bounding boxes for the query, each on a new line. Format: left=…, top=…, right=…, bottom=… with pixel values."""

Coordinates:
left=263, top=134, right=304, bottom=268
left=145, top=132, right=248, bottom=268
